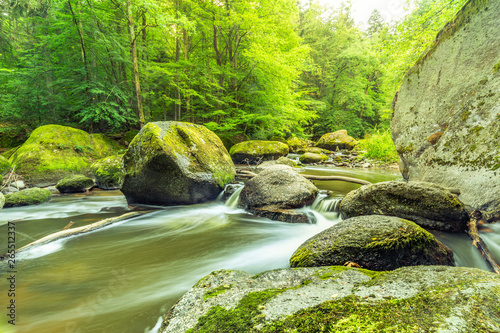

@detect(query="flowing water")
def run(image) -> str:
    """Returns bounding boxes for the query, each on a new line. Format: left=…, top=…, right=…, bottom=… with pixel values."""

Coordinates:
left=0, top=166, right=498, bottom=333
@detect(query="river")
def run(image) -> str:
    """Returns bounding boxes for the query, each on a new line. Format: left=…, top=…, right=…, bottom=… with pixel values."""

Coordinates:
left=0, top=166, right=498, bottom=333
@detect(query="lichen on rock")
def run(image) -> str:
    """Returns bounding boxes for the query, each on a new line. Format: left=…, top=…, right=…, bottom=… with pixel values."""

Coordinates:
left=120, top=121, right=235, bottom=205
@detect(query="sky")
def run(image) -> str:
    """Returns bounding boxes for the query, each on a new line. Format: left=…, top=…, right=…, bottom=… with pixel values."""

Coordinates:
left=318, top=0, right=409, bottom=29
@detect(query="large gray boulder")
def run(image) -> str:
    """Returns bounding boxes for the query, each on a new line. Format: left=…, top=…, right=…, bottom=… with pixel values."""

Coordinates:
left=391, top=0, right=500, bottom=210
left=290, top=215, right=454, bottom=270
left=121, top=121, right=235, bottom=205
left=239, top=165, right=318, bottom=209
left=159, top=266, right=500, bottom=333
left=340, top=181, right=469, bottom=232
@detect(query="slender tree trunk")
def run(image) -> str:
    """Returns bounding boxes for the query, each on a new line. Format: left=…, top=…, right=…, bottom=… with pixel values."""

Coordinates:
left=174, top=0, right=181, bottom=121
left=127, top=1, right=145, bottom=128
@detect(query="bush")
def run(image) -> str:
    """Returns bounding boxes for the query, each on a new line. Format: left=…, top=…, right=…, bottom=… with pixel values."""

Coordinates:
left=358, top=129, right=398, bottom=163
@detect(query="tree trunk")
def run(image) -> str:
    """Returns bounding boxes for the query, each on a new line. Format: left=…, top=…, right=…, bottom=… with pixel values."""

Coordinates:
left=127, top=0, right=145, bottom=128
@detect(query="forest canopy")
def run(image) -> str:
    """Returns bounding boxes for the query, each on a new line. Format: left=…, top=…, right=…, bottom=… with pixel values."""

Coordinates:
left=0, top=0, right=467, bottom=141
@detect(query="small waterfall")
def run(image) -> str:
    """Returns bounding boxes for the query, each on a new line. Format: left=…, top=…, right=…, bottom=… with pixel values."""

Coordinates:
left=311, top=193, right=342, bottom=215
left=224, top=184, right=244, bottom=208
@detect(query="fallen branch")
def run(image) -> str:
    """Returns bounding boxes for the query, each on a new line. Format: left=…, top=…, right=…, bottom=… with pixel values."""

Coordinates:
left=7, top=211, right=148, bottom=256
left=467, top=210, right=500, bottom=275
left=236, top=170, right=371, bottom=186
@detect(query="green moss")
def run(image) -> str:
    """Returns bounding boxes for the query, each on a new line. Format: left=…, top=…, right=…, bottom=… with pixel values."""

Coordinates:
left=470, top=126, right=484, bottom=135
left=0, top=155, right=11, bottom=175
left=188, top=289, right=286, bottom=332
left=461, top=110, right=471, bottom=121
left=365, top=220, right=435, bottom=252
left=299, top=153, right=328, bottom=164
left=4, top=188, right=52, bottom=207
left=91, top=154, right=123, bottom=189
left=56, top=174, right=94, bottom=192
left=204, top=285, right=233, bottom=300
left=396, top=143, right=414, bottom=155
left=290, top=247, right=314, bottom=267
left=493, top=59, right=500, bottom=73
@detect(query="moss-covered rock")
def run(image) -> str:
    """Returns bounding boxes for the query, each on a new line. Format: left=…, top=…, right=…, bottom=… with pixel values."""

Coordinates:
left=295, top=146, right=331, bottom=154
left=299, top=152, right=328, bottom=164
left=121, top=121, right=235, bottom=205
left=229, top=140, right=289, bottom=164
left=91, top=155, right=123, bottom=190
left=246, top=207, right=316, bottom=224
left=160, top=266, right=500, bottom=333
left=122, top=129, right=139, bottom=146
left=316, top=130, right=358, bottom=151
left=239, top=165, right=318, bottom=210
left=0, top=155, right=11, bottom=175
left=4, top=187, right=52, bottom=207
left=0, top=192, right=4, bottom=210
left=8, top=125, right=122, bottom=185
left=56, top=175, right=95, bottom=193
left=286, top=137, right=309, bottom=153
left=340, top=181, right=469, bottom=232
left=255, top=157, right=297, bottom=172
left=290, top=215, right=454, bottom=270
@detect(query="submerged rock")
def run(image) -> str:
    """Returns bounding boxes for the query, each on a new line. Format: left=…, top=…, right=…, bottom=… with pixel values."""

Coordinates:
left=56, top=175, right=95, bottom=193
left=121, top=121, right=235, bottom=205
left=8, top=125, right=122, bottom=185
left=340, top=181, right=469, bottom=232
left=290, top=215, right=454, bottom=270
left=159, top=266, right=500, bottom=333
left=316, top=130, right=357, bottom=151
left=391, top=0, right=500, bottom=209
left=299, top=152, right=328, bottom=164
left=91, top=155, right=123, bottom=190
left=229, top=140, right=289, bottom=164
left=239, top=165, right=318, bottom=209
left=4, top=187, right=52, bottom=207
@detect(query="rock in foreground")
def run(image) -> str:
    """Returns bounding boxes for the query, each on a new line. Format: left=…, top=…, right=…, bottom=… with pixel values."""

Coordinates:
left=290, top=215, right=454, bottom=270
left=160, top=266, right=500, bottom=333
left=340, top=181, right=469, bottom=232
left=229, top=140, right=289, bottom=164
left=121, top=121, right=235, bottom=205
left=4, top=188, right=52, bottom=207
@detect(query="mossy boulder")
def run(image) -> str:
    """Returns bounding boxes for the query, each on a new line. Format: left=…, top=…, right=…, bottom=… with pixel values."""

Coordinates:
left=4, top=187, right=52, bottom=207
left=56, top=175, right=95, bottom=193
left=0, top=192, right=4, bottom=210
left=296, top=146, right=331, bottom=154
left=240, top=165, right=318, bottom=210
left=8, top=125, right=122, bottom=185
left=286, top=137, right=309, bottom=153
left=91, top=155, right=123, bottom=190
left=299, top=152, right=328, bottom=164
left=316, top=130, right=358, bottom=151
left=159, top=266, right=500, bottom=333
left=229, top=140, right=289, bottom=164
left=121, top=121, right=235, bottom=205
left=340, top=181, right=469, bottom=232
left=290, top=215, right=454, bottom=270
left=0, top=155, right=11, bottom=175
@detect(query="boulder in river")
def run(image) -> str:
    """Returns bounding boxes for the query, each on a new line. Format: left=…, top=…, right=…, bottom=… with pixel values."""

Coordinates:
left=299, top=152, right=328, bottom=164
left=316, top=130, right=357, bottom=151
left=229, top=140, right=289, bottom=164
left=121, top=121, right=235, bottom=205
left=4, top=187, right=52, bottom=207
left=90, top=155, right=123, bottom=190
left=391, top=0, right=500, bottom=209
left=290, top=215, right=454, bottom=270
left=56, top=174, right=95, bottom=193
left=159, top=265, right=500, bottom=332
left=239, top=165, right=318, bottom=209
left=8, top=124, right=122, bottom=186
left=340, top=181, right=469, bottom=232
left=286, top=136, right=309, bottom=153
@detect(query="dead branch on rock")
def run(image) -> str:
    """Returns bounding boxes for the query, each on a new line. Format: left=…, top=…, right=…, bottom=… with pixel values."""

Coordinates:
left=236, top=169, right=372, bottom=186
left=467, top=210, right=500, bottom=275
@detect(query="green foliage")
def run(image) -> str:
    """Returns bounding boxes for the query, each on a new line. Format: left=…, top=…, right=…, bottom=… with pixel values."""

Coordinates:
left=358, top=129, right=399, bottom=163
